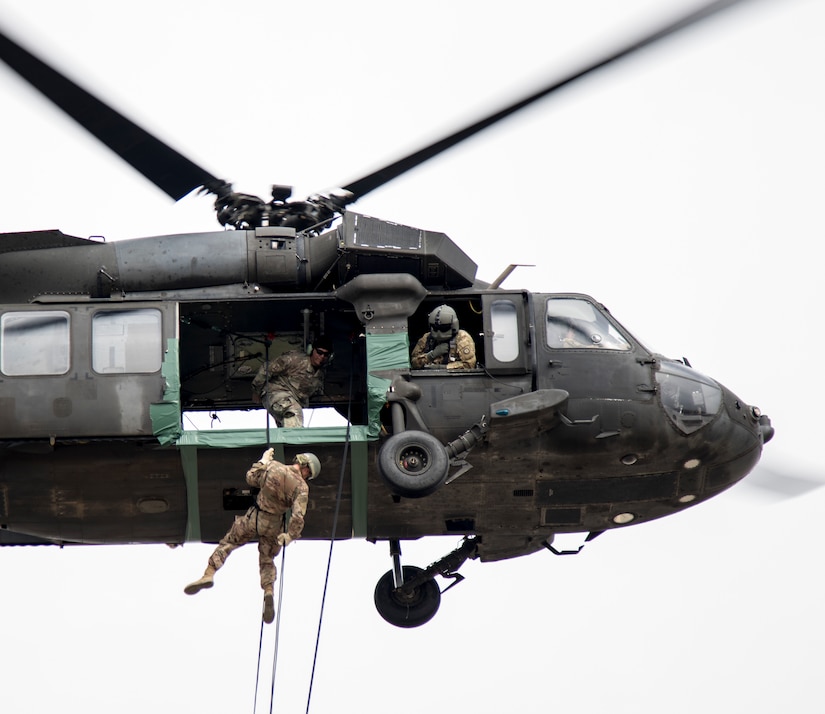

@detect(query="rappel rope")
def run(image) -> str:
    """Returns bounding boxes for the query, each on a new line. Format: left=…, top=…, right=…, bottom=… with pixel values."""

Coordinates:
left=266, top=545, right=288, bottom=713
left=249, top=338, right=355, bottom=714
left=304, top=431, right=349, bottom=713
left=304, top=344, right=356, bottom=714
left=252, top=618, right=264, bottom=714
left=253, top=545, right=286, bottom=714
left=253, top=337, right=282, bottom=714
left=263, top=340, right=272, bottom=447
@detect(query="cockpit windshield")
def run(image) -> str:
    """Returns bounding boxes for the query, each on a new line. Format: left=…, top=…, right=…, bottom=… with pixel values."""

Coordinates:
left=545, top=298, right=631, bottom=351
left=656, top=361, right=722, bottom=434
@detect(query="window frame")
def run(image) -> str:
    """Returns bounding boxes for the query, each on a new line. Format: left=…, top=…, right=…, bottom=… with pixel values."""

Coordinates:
left=0, top=309, right=71, bottom=376
left=91, top=307, right=164, bottom=375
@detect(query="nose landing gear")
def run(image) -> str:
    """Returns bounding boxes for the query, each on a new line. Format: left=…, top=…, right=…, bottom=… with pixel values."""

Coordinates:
left=373, top=537, right=478, bottom=628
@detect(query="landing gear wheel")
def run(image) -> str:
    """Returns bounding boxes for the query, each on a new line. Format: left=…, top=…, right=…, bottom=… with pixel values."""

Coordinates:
left=374, top=565, right=441, bottom=628
left=378, top=430, right=449, bottom=498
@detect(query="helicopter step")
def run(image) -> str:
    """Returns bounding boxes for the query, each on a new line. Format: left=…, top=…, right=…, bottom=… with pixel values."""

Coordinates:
left=373, top=537, right=479, bottom=628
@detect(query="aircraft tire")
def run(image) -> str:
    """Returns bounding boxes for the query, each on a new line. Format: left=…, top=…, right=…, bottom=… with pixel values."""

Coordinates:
left=374, top=565, right=441, bottom=628
left=377, top=430, right=449, bottom=498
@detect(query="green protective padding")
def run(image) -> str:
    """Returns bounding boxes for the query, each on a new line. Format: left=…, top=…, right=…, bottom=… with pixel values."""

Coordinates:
left=176, top=425, right=372, bottom=540
left=365, top=332, right=410, bottom=437
left=176, top=425, right=371, bottom=448
left=153, top=336, right=383, bottom=539
left=180, top=445, right=201, bottom=542
left=349, top=439, right=369, bottom=538
left=150, top=338, right=183, bottom=445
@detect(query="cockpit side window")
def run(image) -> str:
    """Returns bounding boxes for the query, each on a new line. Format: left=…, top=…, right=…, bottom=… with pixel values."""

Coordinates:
left=545, top=298, right=631, bottom=351
left=655, top=361, right=722, bottom=434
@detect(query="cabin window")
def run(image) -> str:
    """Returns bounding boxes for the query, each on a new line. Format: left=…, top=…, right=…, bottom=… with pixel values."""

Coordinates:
left=490, top=300, right=519, bottom=362
left=545, top=298, right=631, bottom=350
left=92, top=309, right=163, bottom=373
left=1, top=311, right=70, bottom=375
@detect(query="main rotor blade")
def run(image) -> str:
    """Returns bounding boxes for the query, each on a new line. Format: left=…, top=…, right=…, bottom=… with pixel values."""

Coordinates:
left=339, top=0, right=752, bottom=205
left=744, top=467, right=825, bottom=499
left=0, top=26, right=222, bottom=200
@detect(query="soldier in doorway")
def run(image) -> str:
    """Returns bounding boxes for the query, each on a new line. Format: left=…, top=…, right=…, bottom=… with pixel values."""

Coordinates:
left=251, top=336, right=333, bottom=427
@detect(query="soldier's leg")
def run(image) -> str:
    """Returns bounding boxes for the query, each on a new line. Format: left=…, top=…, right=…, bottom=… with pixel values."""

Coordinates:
left=258, top=536, right=281, bottom=590
left=281, top=406, right=304, bottom=428
left=279, top=395, right=304, bottom=428
left=184, top=510, right=255, bottom=595
left=258, top=535, right=281, bottom=624
left=262, top=391, right=298, bottom=428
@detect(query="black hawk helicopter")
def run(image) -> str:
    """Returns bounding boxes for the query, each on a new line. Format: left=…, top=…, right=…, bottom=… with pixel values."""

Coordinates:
left=0, top=0, right=774, bottom=627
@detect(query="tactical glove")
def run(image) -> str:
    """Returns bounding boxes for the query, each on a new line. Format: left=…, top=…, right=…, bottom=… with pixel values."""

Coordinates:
left=277, top=533, right=293, bottom=547
left=428, top=342, right=449, bottom=360
left=259, top=447, right=275, bottom=464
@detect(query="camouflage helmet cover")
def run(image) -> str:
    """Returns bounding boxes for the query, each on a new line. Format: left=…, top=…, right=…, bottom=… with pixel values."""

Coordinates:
left=294, top=452, right=321, bottom=480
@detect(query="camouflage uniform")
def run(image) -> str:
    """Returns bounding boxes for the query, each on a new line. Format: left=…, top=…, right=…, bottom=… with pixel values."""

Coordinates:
left=411, top=329, right=477, bottom=369
left=252, top=350, right=326, bottom=427
left=206, top=458, right=309, bottom=590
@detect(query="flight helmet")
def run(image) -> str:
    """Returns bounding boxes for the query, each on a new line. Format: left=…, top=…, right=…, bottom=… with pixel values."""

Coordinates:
left=428, top=304, right=459, bottom=343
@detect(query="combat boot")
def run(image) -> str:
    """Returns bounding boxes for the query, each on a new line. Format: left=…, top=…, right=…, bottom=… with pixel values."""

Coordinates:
left=184, top=566, right=216, bottom=595
left=263, top=586, right=275, bottom=624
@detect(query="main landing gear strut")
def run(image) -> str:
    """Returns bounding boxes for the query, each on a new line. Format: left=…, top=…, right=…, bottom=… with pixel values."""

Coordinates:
left=373, top=537, right=478, bottom=628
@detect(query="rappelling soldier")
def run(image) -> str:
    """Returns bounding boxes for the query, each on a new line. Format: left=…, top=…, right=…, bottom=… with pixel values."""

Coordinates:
left=183, top=450, right=321, bottom=624
left=411, top=304, right=476, bottom=370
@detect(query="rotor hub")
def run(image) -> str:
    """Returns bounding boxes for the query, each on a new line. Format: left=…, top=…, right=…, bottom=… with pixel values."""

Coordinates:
left=210, top=186, right=337, bottom=232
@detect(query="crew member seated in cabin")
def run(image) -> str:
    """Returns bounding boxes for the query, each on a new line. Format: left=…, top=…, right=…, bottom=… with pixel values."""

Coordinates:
left=411, top=304, right=476, bottom=370
left=251, top=336, right=333, bottom=427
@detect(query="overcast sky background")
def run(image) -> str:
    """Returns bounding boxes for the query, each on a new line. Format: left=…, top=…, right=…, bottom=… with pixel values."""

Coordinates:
left=1, top=0, right=823, bottom=712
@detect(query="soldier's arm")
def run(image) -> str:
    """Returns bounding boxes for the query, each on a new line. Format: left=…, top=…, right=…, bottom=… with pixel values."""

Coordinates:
left=447, top=331, right=477, bottom=370
left=286, top=484, right=309, bottom=539
left=251, top=363, right=266, bottom=392
left=245, top=461, right=267, bottom=487
left=312, top=369, right=326, bottom=396
left=410, top=335, right=430, bottom=368
left=254, top=354, right=290, bottom=390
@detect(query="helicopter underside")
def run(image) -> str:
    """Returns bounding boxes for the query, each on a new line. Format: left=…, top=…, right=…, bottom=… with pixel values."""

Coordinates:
left=0, top=424, right=763, bottom=561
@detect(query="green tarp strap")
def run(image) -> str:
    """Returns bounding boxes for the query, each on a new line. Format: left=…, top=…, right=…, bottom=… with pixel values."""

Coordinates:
left=176, top=425, right=371, bottom=448
left=177, top=426, right=371, bottom=540
left=153, top=333, right=411, bottom=442
left=150, top=338, right=182, bottom=445
left=365, top=332, right=410, bottom=437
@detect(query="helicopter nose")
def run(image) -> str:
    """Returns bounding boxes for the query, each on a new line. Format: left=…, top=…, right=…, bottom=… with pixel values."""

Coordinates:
left=705, top=399, right=773, bottom=495
left=757, top=411, right=774, bottom=443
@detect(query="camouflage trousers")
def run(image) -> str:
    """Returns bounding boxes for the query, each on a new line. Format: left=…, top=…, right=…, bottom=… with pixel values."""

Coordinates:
left=261, top=390, right=304, bottom=428
left=207, top=506, right=283, bottom=589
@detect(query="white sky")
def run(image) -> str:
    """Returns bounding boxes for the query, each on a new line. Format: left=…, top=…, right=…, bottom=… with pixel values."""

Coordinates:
left=1, top=0, right=823, bottom=712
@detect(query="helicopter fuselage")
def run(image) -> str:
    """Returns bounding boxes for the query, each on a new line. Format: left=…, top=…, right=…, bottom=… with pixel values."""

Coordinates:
left=0, top=214, right=771, bottom=563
